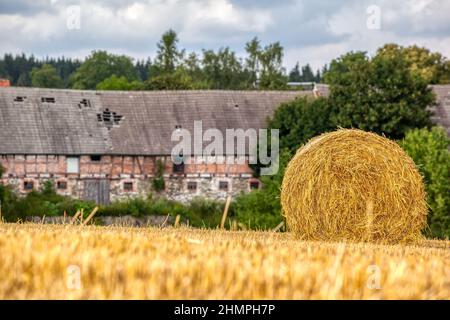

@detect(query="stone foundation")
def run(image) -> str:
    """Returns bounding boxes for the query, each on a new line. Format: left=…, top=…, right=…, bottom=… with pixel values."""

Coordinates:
left=0, top=154, right=260, bottom=203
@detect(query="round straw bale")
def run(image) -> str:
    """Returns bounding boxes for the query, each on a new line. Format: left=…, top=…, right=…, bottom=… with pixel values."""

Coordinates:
left=281, top=129, right=427, bottom=244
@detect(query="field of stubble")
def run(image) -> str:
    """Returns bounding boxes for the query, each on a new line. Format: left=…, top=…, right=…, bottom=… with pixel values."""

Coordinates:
left=0, top=223, right=448, bottom=299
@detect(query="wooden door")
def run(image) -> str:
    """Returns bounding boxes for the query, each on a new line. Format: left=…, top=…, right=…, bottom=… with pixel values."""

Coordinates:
left=83, top=179, right=110, bottom=205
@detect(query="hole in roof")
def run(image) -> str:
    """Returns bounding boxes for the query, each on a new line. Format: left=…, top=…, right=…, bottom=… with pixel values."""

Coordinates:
left=14, top=96, right=26, bottom=102
left=41, top=97, right=55, bottom=103
left=78, top=99, right=91, bottom=109
left=97, top=108, right=123, bottom=129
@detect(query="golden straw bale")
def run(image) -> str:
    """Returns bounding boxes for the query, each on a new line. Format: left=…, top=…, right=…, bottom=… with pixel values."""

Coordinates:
left=281, top=129, right=427, bottom=244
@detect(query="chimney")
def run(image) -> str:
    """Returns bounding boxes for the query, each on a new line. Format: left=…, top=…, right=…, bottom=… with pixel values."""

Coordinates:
left=0, top=79, right=11, bottom=87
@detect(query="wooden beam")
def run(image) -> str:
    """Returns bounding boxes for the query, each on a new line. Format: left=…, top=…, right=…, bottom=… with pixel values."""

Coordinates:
left=82, top=207, right=99, bottom=226
left=220, top=195, right=232, bottom=229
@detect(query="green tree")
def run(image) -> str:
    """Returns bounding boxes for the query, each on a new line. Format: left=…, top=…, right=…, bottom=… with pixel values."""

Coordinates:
left=152, top=29, right=184, bottom=75
left=96, top=75, right=143, bottom=90
left=182, top=52, right=210, bottom=89
left=269, top=97, right=335, bottom=153
left=400, top=127, right=450, bottom=239
left=30, top=64, right=63, bottom=88
left=288, top=63, right=301, bottom=82
left=234, top=150, right=292, bottom=229
left=245, top=37, right=261, bottom=87
left=144, top=69, right=195, bottom=90
left=202, top=47, right=247, bottom=89
left=258, top=42, right=287, bottom=89
left=378, top=44, right=449, bottom=84
left=17, top=72, right=31, bottom=86
left=325, top=51, right=434, bottom=139
left=71, top=51, right=137, bottom=89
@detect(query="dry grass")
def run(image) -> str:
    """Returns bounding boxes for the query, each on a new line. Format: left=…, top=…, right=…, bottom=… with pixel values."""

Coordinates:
left=282, top=129, right=427, bottom=244
left=0, top=223, right=449, bottom=299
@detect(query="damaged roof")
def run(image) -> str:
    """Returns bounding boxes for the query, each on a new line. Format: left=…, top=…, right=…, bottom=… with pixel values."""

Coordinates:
left=2, top=85, right=449, bottom=156
left=0, top=87, right=309, bottom=155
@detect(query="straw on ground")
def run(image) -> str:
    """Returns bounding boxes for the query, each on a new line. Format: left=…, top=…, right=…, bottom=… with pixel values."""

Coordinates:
left=0, top=223, right=448, bottom=299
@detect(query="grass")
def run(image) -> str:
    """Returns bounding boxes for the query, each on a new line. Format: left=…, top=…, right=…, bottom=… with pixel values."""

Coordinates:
left=0, top=223, right=449, bottom=299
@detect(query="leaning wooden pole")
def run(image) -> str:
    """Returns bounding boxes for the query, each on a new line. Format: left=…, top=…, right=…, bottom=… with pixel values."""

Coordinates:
left=220, top=195, right=232, bottom=229
left=70, top=211, right=81, bottom=224
left=82, top=207, right=99, bottom=226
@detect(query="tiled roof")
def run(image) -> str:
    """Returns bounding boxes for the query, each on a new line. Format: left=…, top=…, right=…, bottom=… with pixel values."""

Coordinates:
left=0, top=88, right=309, bottom=155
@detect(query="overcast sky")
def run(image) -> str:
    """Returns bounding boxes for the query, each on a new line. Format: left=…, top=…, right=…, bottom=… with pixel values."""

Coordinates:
left=1, top=0, right=449, bottom=71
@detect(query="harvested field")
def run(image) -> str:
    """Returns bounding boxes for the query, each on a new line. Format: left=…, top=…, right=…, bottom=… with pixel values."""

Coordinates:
left=0, top=223, right=448, bottom=299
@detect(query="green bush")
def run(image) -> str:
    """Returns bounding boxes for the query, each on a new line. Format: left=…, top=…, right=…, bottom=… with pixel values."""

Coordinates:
left=400, top=126, right=450, bottom=239
left=233, top=150, right=292, bottom=230
left=153, top=160, right=165, bottom=192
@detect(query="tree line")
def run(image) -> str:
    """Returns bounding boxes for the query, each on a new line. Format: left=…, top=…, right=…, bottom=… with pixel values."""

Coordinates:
left=0, top=30, right=326, bottom=91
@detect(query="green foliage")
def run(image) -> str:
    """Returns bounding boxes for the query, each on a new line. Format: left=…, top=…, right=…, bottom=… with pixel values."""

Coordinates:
left=71, top=51, right=138, bottom=89
left=378, top=44, right=450, bottom=84
left=152, top=160, right=166, bottom=192
left=325, top=50, right=434, bottom=139
left=152, top=29, right=184, bottom=75
left=288, top=62, right=321, bottom=83
left=96, top=75, right=143, bottom=90
left=269, top=97, right=335, bottom=153
left=234, top=150, right=292, bottom=229
left=400, top=127, right=450, bottom=239
left=201, top=47, right=249, bottom=89
left=30, top=64, right=63, bottom=88
left=144, top=69, right=196, bottom=90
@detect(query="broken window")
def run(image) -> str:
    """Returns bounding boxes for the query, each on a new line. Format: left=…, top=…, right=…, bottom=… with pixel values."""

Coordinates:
left=249, top=181, right=260, bottom=190
left=41, top=97, right=55, bottom=103
left=219, top=181, right=229, bottom=191
left=97, top=108, right=123, bottom=129
left=123, top=182, right=133, bottom=191
left=14, top=96, right=27, bottom=102
left=90, top=155, right=102, bottom=162
left=78, top=99, right=91, bottom=109
left=173, top=162, right=185, bottom=174
left=57, top=181, right=67, bottom=190
left=187, top=181, right=197, bottom=191
left=24, top=181, right=34, bottom=190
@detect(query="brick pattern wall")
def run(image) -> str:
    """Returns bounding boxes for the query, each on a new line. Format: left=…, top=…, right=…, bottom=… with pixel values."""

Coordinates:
left=0, top=154, right=258, bottom=203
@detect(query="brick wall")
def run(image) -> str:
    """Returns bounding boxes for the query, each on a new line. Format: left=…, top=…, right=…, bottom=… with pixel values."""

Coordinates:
left=0, top=154, right=259, bottom=202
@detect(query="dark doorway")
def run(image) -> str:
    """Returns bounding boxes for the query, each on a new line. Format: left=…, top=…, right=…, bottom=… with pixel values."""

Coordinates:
left=83, top=179, right=110, bottom=205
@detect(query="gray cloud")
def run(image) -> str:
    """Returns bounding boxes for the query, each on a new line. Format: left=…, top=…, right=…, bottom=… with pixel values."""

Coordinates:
left=0, top=0, right=449, bottom=70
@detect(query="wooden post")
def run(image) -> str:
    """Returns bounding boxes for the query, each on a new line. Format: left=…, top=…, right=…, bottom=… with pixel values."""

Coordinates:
left=82, top=207, right=99, bottom=226
left=220, top=196, right=232, bottom=229
left=70, top=210, right=81, bottom=224
left=273, top=221, right=285, bottom=232
left=80, top=208, right=84, bottom=224
left=174, top=215, right=180, bottom=227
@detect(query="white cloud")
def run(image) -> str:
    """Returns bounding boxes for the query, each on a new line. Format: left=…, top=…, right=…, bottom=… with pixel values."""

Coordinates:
left=0, top=0, right=449, bottom=69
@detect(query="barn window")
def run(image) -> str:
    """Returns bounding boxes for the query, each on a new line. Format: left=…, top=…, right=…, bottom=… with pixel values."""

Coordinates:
left=41, top=97, right=55, bottom=103
left=249, top=181, right=260, bottom=190
left=66, top=157, right=79, bottom=173
left=219, top=181, right=229, bottom=191
left=90, top=155, right=102, bottom=162
left=57, top=181, right=67, bottom=190
left=24, top=181, right=34, bottom=190
left=173, top=163, right=185, bottom=173
left=123, top=182, right=133, bottom=191
left=187, top=181, right=197, bottom=191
